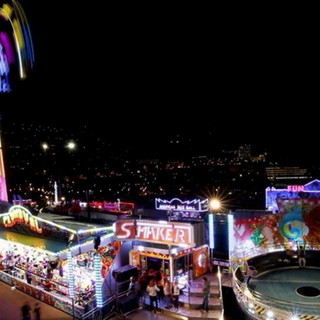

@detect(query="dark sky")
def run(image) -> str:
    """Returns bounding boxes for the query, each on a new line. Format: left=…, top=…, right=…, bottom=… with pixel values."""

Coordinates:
left=1, top=1, right=318, bottom=162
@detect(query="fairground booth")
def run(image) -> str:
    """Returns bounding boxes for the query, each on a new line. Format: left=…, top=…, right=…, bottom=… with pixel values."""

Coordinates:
left=114, top=198, right=210, bottom=287
left=0, top=205, right=123, bottom=319
left=232, top=180, right=320, bottom=319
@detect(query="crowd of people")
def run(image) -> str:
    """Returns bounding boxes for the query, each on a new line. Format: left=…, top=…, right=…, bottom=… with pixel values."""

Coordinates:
left=125, top=268, right=193, bottom=314
left=21, top=301, right=41, bottom=320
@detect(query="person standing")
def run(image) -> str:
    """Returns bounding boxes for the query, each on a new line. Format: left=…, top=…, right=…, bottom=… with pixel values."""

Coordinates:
left=201, top=277, right=210, bottom=312
left=163, top=277, right=171, bottom=309
left=146, top=278, right=160, bottom=313
left=26, top=267, right=32, bottom=284
left=127, top=276, right=135, bottom=296
left=298, top=245, right=306, bottom=268
left=21, top=302, right=31, bottom=320
left=172, top=280, right=180, bottom=312
left=134, top=278, right=142, bottom=304
left=34, top=302, right=41, bottom=320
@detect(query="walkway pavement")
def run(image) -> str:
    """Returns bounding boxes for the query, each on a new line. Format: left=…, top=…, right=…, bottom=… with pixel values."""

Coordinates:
left=109, top=272, right=230, bottom=320
left=108, top=309, right=174, bottom=320
left=0, top=280, right=72, bottom=320
left=0, top=270, right=245, bottom=320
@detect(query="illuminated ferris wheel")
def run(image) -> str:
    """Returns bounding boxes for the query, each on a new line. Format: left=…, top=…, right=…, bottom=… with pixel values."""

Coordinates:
left=0, top=0, right=34, bottom=93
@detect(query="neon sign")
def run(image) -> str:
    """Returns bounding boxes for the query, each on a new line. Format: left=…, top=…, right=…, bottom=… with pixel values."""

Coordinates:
left=1, top=205, right=42, bottom=233
left=287, top=185, right=305, bottom=192
left=266, top=180, right=320, bottom=212
left=114, top=220, right=194, bottom=247
left=155, top=198, right=208, bottom=212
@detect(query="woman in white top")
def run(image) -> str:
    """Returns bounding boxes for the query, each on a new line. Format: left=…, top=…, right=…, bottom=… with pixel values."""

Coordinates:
left=146, top=278, right=160, bottom=313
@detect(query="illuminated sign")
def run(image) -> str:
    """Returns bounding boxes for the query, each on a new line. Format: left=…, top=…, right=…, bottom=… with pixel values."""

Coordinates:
left=1, top=205, right=42, bottom=233
left=155, top=198, right=208, bottom=212
left=287, top=185, right=305, bottom=192
left=114, top=220, right=194, bottom=247
left=0, top=43, right=10, bottom=92
left=266, top=180, right=320, bottom=212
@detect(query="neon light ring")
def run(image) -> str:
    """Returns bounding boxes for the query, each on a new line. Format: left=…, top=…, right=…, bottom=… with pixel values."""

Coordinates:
left=0, top=0, right=34, bottom=93
left=233, top=243, right=320, bottom=319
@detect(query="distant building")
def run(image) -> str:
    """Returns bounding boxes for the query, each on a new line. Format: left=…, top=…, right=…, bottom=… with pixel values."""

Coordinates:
left=266, top=166, right=311, bottom=186
left=238, top=144, right=251, bottom=160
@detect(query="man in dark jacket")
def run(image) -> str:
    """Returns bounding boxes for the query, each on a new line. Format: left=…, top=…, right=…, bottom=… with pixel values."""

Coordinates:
left=200, top=277, right=210, bottom=312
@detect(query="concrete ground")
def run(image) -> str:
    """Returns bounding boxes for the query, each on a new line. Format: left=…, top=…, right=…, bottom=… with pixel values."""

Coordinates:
left=108, top=309, right=174, bottom=320
left=0, top=280, right=72, bottom=320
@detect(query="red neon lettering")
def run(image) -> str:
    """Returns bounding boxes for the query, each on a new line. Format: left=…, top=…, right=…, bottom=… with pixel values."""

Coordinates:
left=116, top=221, right=135, bottom=238
left=115, top=220, right=193, bottom=246
left=174, top=229, right=185, bottom=242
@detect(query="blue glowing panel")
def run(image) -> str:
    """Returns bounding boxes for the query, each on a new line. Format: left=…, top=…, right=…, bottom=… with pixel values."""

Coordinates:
left=228, top=214, right=234, bottom=255
left=67, top=251, right=75, bottom=299
left=94, top=255, right=103, bottom=308
left=209, top=214, right=214, bottom=249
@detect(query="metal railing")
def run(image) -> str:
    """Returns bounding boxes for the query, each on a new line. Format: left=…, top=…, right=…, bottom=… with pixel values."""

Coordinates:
left=232, top=242, right=320, bottom=320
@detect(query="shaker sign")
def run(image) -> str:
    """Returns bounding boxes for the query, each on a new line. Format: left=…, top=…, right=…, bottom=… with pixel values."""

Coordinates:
left=114, top=220, right=194, bottom=247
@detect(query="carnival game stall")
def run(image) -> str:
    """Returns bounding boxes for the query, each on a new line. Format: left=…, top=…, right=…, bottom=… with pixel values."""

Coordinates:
left=0, top=235, right=121, bottom=318
left=0, top=237, right=86, bottom=318
left=0, top=205, right=119, bottom=318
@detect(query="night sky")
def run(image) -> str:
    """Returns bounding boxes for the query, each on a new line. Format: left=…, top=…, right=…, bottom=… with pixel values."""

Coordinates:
left=1, top=1, right=318, bottom=163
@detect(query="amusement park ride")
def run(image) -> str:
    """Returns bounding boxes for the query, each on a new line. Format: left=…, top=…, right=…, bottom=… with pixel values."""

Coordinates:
left=0, top=0, right=34, bottom=93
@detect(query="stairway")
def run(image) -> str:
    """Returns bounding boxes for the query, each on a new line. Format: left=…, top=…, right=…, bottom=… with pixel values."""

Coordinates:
left=156, top=272, right=224, bottom=320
